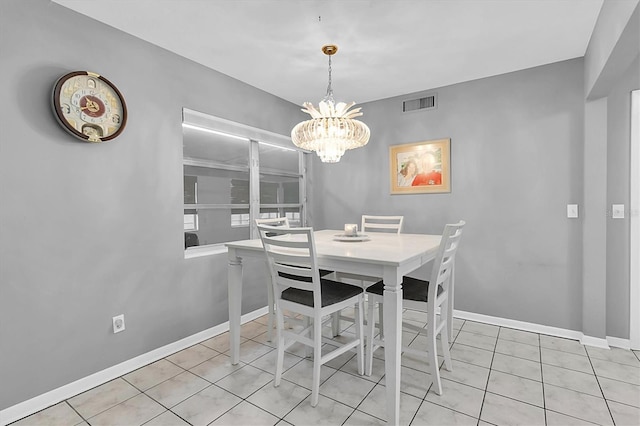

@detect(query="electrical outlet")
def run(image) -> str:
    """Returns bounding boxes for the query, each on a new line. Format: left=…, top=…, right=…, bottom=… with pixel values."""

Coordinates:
left=567, top=204, right=578, bottom=218
left=113, top=314, right=125, bottom=333
left=612, top=204, right=625, bottom=219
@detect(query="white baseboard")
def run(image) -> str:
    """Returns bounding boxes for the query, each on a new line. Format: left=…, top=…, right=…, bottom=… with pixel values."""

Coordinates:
left=607, top=336, right=631, bottom=350
left=580, top=335, right=610, bottom=349
left=454, top=309, right=629, bottom=350
left=0, top=307, right=269, bottom=426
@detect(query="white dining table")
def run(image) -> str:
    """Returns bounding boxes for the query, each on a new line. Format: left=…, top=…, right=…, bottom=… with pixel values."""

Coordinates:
left=226, top=229, right=442, bottom=425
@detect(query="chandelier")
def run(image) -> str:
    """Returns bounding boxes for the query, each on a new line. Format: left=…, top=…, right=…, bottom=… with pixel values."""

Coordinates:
left=291, top=45, right=370, bottom=163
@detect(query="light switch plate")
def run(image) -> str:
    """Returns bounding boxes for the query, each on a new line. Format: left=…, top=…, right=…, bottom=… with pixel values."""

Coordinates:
left=567, top=204, right=578, bottom=218
left=612, top=204, right=625, bottom=219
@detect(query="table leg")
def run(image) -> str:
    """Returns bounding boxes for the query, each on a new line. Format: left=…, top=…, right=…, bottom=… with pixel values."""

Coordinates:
left=228, top=249, right=243, bottom=365
left=383, top=268, right=402, bottom=426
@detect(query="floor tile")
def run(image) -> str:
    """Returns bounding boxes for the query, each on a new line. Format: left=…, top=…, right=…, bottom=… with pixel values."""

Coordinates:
left=540, top=335, right=586, bottom=356
left=171, top=385, right=242, bottom=426
left=343, top=410, right=386, bottom=426
left=145, top=370, right=210, bottom=408
left=356, top=384, right=421, bottom=426
left=545, top=409, right=599, bottom=425
left=250, top=347, right=303, bottom=375
left=460, top=321, right=499, bottom=338
left=454, top=331, right=497, bottom=351
left=250, top=330, right=278, bottom=348
left=247, top=379, right=310, bottom=418
left=209, top=400, right=279, bottom=426
left=190, top=353, right=243, bottom=387
left=486, top=370, right=543, bottom=407
left=241, top=320, right=270, bottom=339
left=424, top=379, right=485, bottom=418
left=319, top=370, right=376, bottom=408
left=338, top=351, right=375, bottom=381
left=281, top=358, right=337, bottom=390
left=591, top=357, right=640, bottom=385
left=495, top=338, right=540, bottom=362
left=401, top=347, right=443, bottom=374
left=200, top=332, right=245, bottom=353
left=67, top=378, right=140, bottom=419
left=452, top=318, right=465, bottom=330
left=143, top=410, right=190, bottom=426
left=13, top=321, right=640, bottom=426
left=586, top=345, right=640, bottom=367
left=497, top=327, right=540, bottom=347
left=123, top=359, right=184, bottom=391
left=450, top=342, right=494, bottom=368
left=86, top=393, right=164, bottom=426
left=480, top=392, right=545, bottom=426
left=544, top=383, right=613, bottom=425
left=541, top=347, right=593, bottom=374
left=381, top=365, right=432, bottom=399
left=214, top=364, right=274, bottom=399
left=412, top=400, right=478, bottom=425
left=439, top=359, right=490, bottom=390
left=283, top=394, right=354, bottom=426
left=322, top=346, right=356, bottom=370
left=237, top=339, right=275, bottom=364
left=541, top=363, right=602, bottom=397
left=491, top=352, right=541, bottom=381
left=598, top=376, right=640, bottom=407
left=11, top=402, right=84, bottom=426
left=608, top=400, right=640, bottom=426
left=402, top=308, right=429, bottom=325
left=166, top=343, right=219, bottom=370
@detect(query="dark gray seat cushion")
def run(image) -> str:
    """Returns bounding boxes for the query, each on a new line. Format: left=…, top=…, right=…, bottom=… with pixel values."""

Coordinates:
left=281, top=277, right=363, bottom=307
left=366, top=276, right=442, bottom=302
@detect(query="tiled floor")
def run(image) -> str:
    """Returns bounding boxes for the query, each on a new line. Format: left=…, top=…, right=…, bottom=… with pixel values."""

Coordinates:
left=11, top=311, right=640, bottom=426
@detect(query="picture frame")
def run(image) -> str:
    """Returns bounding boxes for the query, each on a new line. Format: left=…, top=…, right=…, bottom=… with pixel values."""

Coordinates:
left=390, top=138, right=451, bottom=194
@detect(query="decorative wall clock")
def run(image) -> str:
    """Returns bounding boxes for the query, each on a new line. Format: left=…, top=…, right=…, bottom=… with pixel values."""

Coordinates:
left=52, top=71, right=127, bottom=142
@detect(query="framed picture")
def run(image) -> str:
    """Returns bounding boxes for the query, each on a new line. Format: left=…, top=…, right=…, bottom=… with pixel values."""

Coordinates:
left=390, top=138, right=451, bottom=194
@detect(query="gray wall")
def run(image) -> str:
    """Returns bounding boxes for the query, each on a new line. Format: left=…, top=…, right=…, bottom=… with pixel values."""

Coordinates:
left=0, top=0, right=302, bottom=410
left=606, top=56, right=640, bottom=337
left=585, top=1, right=639, bottom=339
left=311, top=59, right=586, bottom=331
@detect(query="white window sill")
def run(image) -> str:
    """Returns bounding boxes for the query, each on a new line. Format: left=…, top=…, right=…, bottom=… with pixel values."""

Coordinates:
left=184, top=244, right=228, bottom=259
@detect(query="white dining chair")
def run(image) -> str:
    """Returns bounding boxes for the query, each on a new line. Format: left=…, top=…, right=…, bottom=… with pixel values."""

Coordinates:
left=365, top=220, right=465, bottom=395
left=361, top=215, right=404, bottom=234
left=255, top=217, right=290, bottom=341
left=257, top=224, right=365, bottom=407
left=331, top=215, right=404, bottom=337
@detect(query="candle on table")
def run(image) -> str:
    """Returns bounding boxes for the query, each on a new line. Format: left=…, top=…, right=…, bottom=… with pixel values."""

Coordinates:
left=344, top=224, right=358, bottom=236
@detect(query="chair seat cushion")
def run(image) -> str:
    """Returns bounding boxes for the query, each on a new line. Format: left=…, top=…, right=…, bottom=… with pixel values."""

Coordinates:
left=366, top=276, right=442, bottom=302
left=282, top=278, right=363, bottom=307
left=319, top=269, right=333, bottom=277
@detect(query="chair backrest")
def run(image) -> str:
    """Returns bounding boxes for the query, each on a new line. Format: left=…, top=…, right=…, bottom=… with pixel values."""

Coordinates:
left=257, top=225, right=322, bottom=308
left=361, top=215, right=404, bottom=234
left=429, top=221, right=465, bottom=304
left=256, top=217, right=290, bottom=227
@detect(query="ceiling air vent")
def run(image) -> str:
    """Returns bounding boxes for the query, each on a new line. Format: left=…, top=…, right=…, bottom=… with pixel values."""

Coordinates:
left=402, top=94, right=437, bottom=113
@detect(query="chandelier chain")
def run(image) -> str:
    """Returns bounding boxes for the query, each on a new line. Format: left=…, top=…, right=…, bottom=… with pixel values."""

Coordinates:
left=325, top=55, right=333, bottom=100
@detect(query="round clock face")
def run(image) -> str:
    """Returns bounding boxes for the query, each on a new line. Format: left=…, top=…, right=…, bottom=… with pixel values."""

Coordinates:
left=52, top=71, right=127, bottom=142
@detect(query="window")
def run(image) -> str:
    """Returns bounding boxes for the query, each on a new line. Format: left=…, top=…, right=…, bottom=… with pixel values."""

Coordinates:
left=182, top=109, right=306, bottom=254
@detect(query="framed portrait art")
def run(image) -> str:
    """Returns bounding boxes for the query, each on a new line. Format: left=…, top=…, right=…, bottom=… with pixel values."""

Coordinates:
left=390, top=138, right=451, bottom=194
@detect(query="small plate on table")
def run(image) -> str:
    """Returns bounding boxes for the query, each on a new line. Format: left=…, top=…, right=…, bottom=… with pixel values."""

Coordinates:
left=333, top=234, right=370, bottom=242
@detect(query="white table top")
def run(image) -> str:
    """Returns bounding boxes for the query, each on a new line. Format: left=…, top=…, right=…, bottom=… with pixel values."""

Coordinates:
left=226, top=229, right=442, bottom=267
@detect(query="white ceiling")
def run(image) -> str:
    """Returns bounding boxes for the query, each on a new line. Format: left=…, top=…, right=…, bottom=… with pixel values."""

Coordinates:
left=53, top=0, right=603, bottom=107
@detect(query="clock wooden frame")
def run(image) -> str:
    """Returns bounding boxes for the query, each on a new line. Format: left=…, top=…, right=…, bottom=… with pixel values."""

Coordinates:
left=52, top=71, right=127, bottom=142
